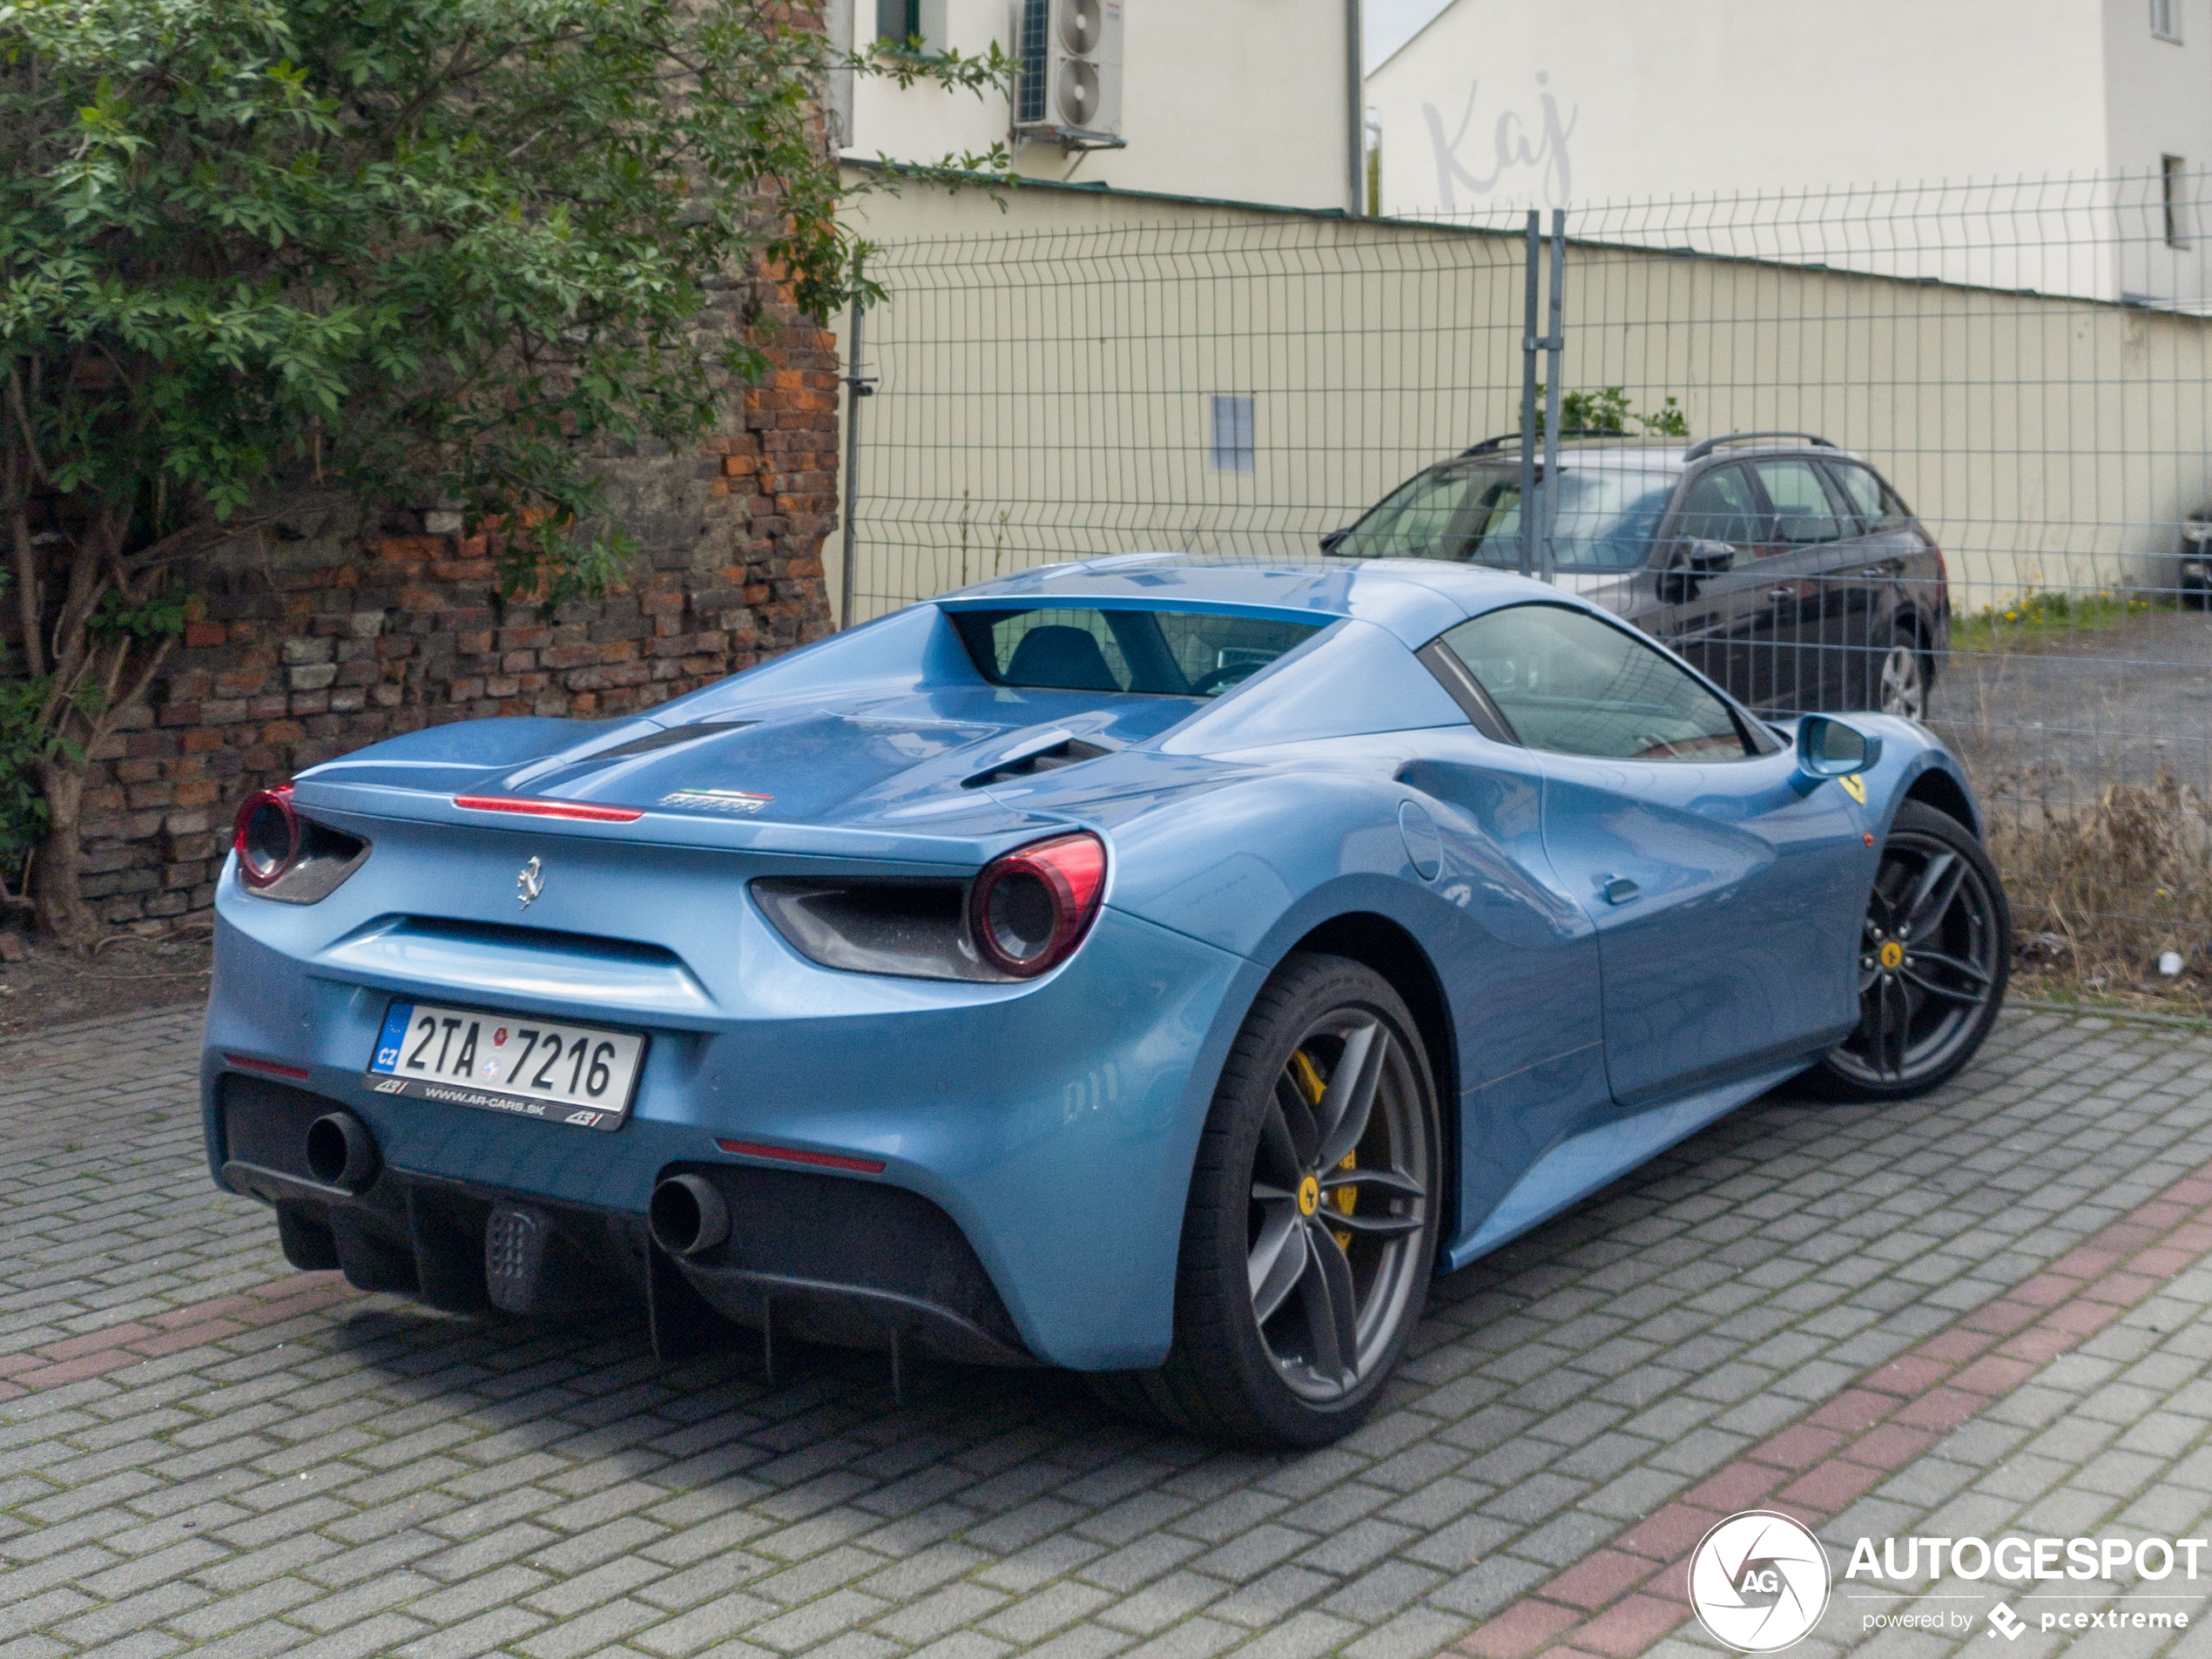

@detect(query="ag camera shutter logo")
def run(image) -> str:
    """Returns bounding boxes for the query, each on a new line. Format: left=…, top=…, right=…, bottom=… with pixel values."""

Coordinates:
left=1689, top=1512, right=1831, bottom=1652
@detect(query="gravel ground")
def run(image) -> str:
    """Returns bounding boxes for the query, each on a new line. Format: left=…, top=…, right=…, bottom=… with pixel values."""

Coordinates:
left=1931, top=609, right=2212, bottom=801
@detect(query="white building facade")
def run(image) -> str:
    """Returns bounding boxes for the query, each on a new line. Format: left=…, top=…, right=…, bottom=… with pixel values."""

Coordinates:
left=830, top=0, right=1365, bottom=215
left=1366, top=0, right=2212, bottom=305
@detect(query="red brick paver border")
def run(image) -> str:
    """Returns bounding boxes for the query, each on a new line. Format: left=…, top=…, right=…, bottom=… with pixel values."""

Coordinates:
left=1453, top=1165, right=2212, bottom=1659
left=0, top=1273, right=353, bottom=1399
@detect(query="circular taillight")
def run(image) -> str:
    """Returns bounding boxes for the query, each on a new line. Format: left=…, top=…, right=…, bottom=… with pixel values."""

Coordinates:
left=233, top=787, right=300, bottom=888
left=968, top=832, right=1108, bottom=978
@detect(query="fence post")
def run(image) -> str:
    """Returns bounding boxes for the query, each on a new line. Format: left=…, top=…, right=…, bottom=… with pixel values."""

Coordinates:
left=1518, top=212, right=1540, bottom=579
left=1539, top=209, right=1566, bottom=583
left=839, top=255, right=873, bottom=631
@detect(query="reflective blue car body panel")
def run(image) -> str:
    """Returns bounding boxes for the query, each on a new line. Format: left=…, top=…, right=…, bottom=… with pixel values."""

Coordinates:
left=202, top=556, right=1982, bottom=1369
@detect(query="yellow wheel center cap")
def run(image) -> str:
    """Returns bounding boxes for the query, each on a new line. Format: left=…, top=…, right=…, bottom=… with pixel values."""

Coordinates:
left=1297, top=1175, right=1320, bottom=1217
left=1879, top=941, right=1905, bottom=970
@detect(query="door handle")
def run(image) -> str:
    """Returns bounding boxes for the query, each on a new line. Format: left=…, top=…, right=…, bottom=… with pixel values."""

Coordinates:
left=1766, top=586, right=1796, bottom=604
left=1602, top=876, right=1641, bottom=905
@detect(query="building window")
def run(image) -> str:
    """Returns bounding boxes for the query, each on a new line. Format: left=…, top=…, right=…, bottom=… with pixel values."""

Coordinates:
left=2165, top=155, right=2192, bottom=247
left=876, top=0, right=921, bottom=48
left=2153, top=0, right=2181, bottom=39
left=1016, top=0, right=1049, bottom=124
left=1210, top=395, right=1255, bottom=472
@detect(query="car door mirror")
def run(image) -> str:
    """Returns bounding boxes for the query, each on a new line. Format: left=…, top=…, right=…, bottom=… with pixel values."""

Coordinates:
left=1796, top=713, right=1883, bottom=779
left=1657, top=539, right=1735, bottom=603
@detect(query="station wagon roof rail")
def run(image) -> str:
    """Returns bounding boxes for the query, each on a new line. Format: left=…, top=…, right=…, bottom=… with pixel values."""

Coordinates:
left=1458, top=430, right=1683, bottom=457
left=1681, top=430, right=1837, bottom=461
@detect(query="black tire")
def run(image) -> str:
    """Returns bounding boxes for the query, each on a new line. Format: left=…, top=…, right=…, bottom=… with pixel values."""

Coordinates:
left=1800, top=800, right=2010, bottom=1101
left=1091, top=953, right=1442, bottom=1448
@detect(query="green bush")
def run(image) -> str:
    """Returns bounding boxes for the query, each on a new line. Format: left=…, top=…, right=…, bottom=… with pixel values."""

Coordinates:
left=1, top=0, right=1000, bottom=939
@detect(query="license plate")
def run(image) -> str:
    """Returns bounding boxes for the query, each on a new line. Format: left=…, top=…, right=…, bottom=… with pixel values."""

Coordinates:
left=366, top=1001, right=645, bottom=1132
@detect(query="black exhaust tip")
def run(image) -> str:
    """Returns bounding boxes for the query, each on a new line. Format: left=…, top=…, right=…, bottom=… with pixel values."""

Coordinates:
left=306, top=1111, right=381, bottom=1191
left=650, top=1174, right=730, bottom=1258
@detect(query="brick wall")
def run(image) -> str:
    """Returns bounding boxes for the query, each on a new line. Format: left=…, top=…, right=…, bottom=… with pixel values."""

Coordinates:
left=80, top=278, right=839, bottom=930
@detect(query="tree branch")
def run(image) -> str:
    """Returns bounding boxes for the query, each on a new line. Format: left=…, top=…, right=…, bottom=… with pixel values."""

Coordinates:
left=3, top=363, right=52, bottom=490
left=4, top=449, right=44, bottom=680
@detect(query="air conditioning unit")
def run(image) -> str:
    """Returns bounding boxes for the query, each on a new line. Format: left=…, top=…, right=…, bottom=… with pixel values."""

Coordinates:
left=1013, top=0, right=1123, bottom=145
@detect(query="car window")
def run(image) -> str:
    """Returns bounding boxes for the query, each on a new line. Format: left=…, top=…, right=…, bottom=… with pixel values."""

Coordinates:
left=1530, top=469, right=1678, bottom=571
left=1332, top=462, right=1677, bottom=572
left=1672, top=465, right=1764, bottom=568
left=1435, top=604, right=1751, bottom=762
left=1825, top=462, right=1883, bottom=529
left=950, top=607, right=1325, bottom=698
left=1751, top=458, right=1846, bottom=546
left=1822, top=462, right=1918, bottom=533
left=1329, top=465, right=1494, bottom=561
left=1878, top=481, right=1916, bottom=529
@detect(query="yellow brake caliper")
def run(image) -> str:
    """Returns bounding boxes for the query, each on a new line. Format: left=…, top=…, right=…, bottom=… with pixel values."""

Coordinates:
left=1289, top=1049, right=1358, bottom=1249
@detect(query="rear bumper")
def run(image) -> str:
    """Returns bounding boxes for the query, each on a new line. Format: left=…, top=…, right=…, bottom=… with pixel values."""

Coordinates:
left=219, top=1074, right=1035, bottom=1366
left=203, top=878, right=1258, bottom=1370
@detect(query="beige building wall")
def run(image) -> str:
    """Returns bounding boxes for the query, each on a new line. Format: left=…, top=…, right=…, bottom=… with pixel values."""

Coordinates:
left=827, top=180, right=2212, bottom=628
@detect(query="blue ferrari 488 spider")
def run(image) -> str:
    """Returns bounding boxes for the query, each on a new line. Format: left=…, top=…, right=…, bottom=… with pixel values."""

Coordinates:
left=204, top=556, right=2009, bottom=1446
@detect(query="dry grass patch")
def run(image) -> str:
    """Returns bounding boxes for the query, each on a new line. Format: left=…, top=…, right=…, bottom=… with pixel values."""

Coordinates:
left=1984, top=771, right=2212, bottom=1015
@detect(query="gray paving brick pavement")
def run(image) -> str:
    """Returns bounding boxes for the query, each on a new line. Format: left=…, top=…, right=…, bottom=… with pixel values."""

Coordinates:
left=3, top=1005, right=2212, bottom=1656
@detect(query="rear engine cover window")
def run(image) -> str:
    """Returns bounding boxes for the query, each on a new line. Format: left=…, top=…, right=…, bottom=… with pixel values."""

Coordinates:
left=1437, top=604, right=1750, bottom=762
left=952, top=607, right=1324, bottom=698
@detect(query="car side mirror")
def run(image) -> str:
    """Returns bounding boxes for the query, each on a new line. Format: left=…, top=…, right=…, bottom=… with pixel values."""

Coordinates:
left=1796, top=713, right=1883, bottom=780
left=1657, top=539, right=1734, bottom=603
left=1319, top=528, right=1351, bottom=555
left=1683, top=538, right=1735, bottom=575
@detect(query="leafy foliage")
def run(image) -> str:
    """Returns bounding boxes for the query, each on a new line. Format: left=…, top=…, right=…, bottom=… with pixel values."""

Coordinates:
left=1535, top=386, right=1690, bottom=439
left=3, top=0, right=1001, bottom=598
left=0, top=0, right=1003, bottom=936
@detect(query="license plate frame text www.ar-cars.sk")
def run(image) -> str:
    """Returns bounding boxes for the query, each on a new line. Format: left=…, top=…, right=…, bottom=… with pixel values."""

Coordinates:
left=365, top=1001, right=646, bottom=1132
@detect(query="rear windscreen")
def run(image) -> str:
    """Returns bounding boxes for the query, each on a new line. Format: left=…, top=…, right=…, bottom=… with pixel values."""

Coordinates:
left=950, top=607, right=1326, bottom=698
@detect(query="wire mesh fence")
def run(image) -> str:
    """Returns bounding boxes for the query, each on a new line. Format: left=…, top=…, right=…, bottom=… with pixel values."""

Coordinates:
left=844, top=178, right=2212, bottom=1006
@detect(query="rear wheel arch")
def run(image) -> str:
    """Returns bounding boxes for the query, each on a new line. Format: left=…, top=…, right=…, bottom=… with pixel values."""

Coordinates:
left=1283, top=914, right=1459, bottom=1238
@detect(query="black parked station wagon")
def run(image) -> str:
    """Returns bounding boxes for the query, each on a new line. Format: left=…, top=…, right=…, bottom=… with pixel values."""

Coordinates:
left=1322, top=432, right=1949, bottom=719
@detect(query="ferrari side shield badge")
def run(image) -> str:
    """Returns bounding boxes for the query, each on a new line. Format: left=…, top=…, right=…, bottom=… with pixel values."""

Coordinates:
left=1839, top=772, right=1867, bottom=804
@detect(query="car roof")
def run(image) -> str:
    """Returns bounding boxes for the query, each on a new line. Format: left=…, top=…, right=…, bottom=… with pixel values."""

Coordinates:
left=1443, top=437, right=1878, bottom=470
left=939, top=553, right=1586, bottom=648
left=1463, top=435, right=1688, bottom=462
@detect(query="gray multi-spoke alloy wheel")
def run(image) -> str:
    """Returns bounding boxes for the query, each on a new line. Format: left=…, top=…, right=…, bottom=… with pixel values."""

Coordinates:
left=1803, top=801, right=2010, bottom=1101
left=1876, top=633, right=1930, bottom=720
left=1088, top=953, right=1441, bottom=1447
